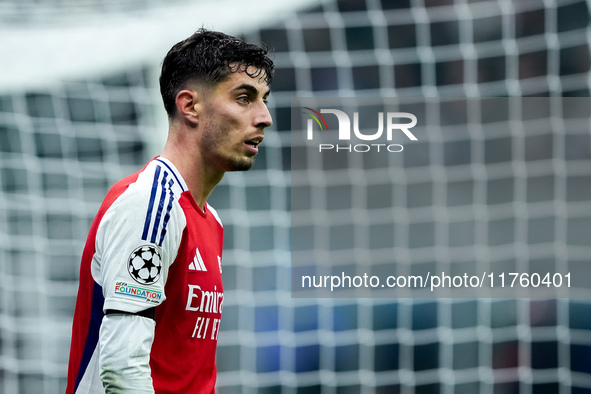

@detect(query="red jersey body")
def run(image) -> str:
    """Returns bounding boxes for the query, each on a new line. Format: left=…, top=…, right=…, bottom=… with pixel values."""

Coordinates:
left=66, top=157, right=224, bottom=394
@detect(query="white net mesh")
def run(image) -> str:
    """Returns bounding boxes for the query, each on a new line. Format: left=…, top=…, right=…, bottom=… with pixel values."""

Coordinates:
left=0, top=0, right=590, bottom=393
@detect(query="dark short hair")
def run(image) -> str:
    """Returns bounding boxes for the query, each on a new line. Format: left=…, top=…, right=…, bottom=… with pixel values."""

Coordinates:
left=159, top=28, right=274, bottom=118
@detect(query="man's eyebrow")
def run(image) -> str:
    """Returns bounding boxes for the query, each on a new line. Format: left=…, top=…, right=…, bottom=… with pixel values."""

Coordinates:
left=233, top=83, right=271, bottom=98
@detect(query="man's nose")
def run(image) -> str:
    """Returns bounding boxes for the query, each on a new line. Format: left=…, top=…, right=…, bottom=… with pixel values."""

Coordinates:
left=255, top=102, right=273, bottom=129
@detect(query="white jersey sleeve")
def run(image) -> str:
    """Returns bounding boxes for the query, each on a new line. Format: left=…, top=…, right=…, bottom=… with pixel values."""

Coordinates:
left=92, top=160, right=186, bottom=314
left=89, top=159, right=188, bottom=393
left=99, top=314, right=156, bottom=393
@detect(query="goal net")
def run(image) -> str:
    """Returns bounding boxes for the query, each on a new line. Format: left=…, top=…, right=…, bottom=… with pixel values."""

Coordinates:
left=0, top=0, right=590, bottom=393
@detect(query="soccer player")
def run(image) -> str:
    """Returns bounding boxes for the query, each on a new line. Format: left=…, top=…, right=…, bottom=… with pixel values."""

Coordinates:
left=66, top=29, right=273, bottom=393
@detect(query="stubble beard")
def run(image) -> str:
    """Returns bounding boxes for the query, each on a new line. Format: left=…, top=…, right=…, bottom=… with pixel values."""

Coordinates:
left=224, top=155, right=255, bottom=172
left=201, top=123, right=255, bottom=172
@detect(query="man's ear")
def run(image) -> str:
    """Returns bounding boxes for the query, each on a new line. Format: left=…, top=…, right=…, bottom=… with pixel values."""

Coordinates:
left=175, top=89, right=201, bottom=126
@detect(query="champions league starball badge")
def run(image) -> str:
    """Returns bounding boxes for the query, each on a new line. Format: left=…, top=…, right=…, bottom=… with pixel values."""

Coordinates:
left=128, top=245, right=163, bottom=285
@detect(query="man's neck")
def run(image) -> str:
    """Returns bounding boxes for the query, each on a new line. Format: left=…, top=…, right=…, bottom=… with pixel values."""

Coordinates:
left=160, top=137, right=224, bottom=210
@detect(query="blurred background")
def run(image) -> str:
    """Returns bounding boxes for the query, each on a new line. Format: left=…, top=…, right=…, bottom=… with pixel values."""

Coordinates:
left=1, top=0, right=591, bottom=393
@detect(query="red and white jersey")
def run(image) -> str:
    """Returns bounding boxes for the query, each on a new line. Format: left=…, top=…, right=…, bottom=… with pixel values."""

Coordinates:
left=67, top=157, right=224, bottom=394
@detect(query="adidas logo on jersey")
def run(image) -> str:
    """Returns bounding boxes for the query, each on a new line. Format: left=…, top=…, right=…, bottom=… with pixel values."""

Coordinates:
left=189, top=248, right=207, bottom=271
left=189, top=248, right=223, bottom=273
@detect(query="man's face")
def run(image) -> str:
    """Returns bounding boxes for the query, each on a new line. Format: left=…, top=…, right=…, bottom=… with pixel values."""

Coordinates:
left=199, top=67, right=272, bottom=172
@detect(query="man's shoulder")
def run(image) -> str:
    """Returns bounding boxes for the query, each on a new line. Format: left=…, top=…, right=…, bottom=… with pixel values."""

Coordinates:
left=108, top=159, right=185, bottom=205
left=100, top=160, right=154, bottom=206
left=96, top=159, right=189, bottom=249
